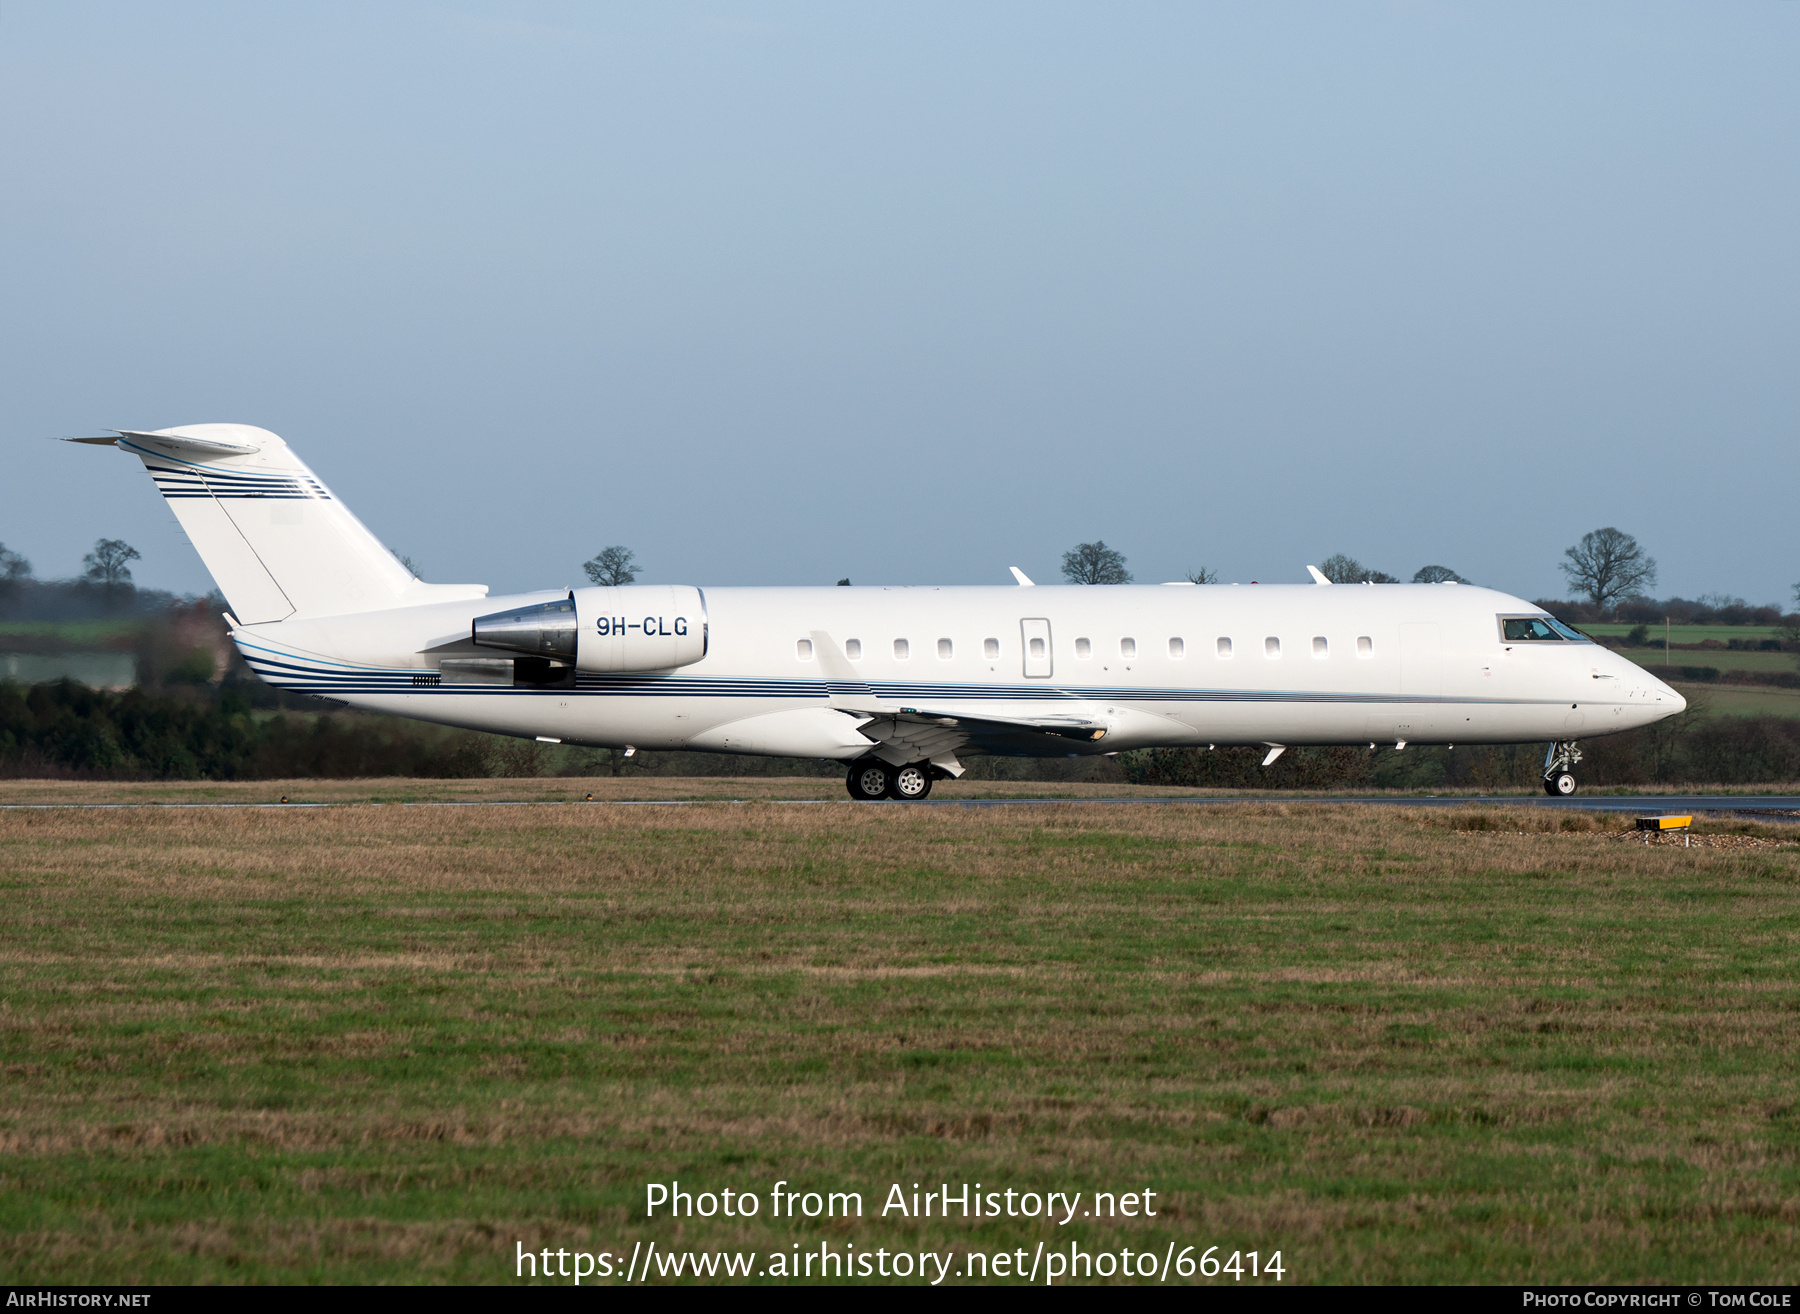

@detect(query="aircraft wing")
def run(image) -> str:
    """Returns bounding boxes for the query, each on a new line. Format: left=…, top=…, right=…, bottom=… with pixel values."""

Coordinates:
left=806, top=630, right=1112, bottom=769
left=850, top=707, right=1110, bottom=771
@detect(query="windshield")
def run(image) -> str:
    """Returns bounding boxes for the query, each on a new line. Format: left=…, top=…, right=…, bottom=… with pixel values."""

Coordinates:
left=1501, top=616, right=1590, bottom=642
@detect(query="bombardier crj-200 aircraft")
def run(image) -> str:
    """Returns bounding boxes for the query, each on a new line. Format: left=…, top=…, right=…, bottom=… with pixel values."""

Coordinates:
left=73, top=425, right=1684, bottom=800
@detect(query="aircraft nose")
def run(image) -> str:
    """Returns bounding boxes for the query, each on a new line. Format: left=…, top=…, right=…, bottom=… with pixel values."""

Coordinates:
left=1644, top=672, right=1685, bottom=715
left=1607, top=647, right=1684, bottom=716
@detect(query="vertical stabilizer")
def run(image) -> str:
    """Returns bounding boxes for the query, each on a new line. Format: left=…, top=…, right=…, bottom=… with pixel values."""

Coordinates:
left=99, top=424, right=486, bottom=622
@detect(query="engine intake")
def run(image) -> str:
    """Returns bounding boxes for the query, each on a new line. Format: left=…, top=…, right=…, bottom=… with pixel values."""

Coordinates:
left=471, top=586, right=707, bottom=673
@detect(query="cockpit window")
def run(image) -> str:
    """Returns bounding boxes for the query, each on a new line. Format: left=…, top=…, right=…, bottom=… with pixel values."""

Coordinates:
left=1500, top=616, right=1590, bottom=642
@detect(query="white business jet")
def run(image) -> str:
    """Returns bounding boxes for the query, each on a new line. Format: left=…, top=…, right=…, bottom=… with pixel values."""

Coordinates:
left=71, top=425, right=1684, bottom=800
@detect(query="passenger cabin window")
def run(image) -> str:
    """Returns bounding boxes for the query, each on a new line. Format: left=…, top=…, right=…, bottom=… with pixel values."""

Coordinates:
left=893, top=639, right=909, bottom=660
left=937, top=638, right=953, bottom=659
left=1265, top=637, right=1281, bottom=658
left=1312, top=636, right=1328, bottom=658
left=796, top=639, right=814, bottom=661
left=1502, top=616, right=1589, bottom=642
left=845, top=639, right=862, bottom=660
left=1356, top=636, right=1373, bottom=657
left=1075, top=638, right=1092, bottom=658
left=1120, top=638, right=1137, bottom=659
left=1216, top=637, right=1233, bottom=658
left=984, top=638, right=1000, bottom=659
left=1168, top=637, right=1185, bottom=659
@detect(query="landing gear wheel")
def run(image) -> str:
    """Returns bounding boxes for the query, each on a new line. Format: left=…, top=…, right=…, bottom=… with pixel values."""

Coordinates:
left=847, top=761, right=892, bottom=802
left=1542, top=740, right=1583, bottom=798
left=890, top=762, right=933, bottom=801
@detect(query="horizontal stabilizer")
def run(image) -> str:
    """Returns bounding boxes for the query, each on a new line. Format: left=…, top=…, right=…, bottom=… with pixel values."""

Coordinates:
left=117, top=429, right=262, bottom=457
left=64, top=430, right=261, bottom=456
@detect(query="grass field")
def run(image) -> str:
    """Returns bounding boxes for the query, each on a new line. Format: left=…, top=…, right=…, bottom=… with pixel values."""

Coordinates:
left=1674, top=682, right=1800, bottom=722
left=1582, top=624, right=1792, bottom=645
left=0, top=619, right=144, bottom=647
left=1, top=787, right=1797, bottom=1285
left=1623, top=649, right=1797, bottom=676
left=4, top=773, right=1798, bottom=808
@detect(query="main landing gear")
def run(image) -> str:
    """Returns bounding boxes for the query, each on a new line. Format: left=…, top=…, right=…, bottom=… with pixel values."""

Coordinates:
left=1543, top=740, right=1582, bottom=796
left=845, top=758, right=935, bottom=802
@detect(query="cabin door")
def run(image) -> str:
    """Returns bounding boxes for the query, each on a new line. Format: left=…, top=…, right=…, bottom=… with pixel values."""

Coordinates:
left=1020, top=618, right=1053, bottom=678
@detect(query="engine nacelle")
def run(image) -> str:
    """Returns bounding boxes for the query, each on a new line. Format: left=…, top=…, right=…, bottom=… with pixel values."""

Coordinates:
left=569, top=585, right=706, bottom=672
left=471, top=586, right=707, bottom=673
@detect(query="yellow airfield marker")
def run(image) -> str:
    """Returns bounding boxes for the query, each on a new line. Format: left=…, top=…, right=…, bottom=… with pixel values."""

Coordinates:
left=1636, top=814, right=1693, bottom=846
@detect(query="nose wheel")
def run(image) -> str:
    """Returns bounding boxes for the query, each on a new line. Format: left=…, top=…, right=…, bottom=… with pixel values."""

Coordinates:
left=1543, top=740, right=1582, bottom=796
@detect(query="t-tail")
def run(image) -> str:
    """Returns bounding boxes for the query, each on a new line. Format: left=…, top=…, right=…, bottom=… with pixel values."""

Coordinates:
left=71, top=424, right=487, bottom=622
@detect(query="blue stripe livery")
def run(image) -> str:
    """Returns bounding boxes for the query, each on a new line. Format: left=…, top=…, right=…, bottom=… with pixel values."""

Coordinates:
left=236, top=644, right=1556, bottom=709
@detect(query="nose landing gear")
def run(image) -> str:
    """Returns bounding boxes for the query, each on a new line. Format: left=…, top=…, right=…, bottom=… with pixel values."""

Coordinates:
left=1543, top=740, right=1582, bottom=796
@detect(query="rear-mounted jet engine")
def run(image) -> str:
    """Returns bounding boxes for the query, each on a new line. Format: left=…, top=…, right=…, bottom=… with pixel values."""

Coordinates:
left=471, top=586, right=708, bottom=673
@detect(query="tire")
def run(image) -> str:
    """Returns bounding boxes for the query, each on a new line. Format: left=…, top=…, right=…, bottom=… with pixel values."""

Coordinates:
left=1549, top=772, right=1578, bottom=796
left=890, top=762, right=933, bottom=801
left=847, top=761, right=891, bottom=801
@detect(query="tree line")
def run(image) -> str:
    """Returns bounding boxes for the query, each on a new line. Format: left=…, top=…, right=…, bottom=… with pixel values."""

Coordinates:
left=8, top=674, right=1794, bottom=787
left=1044, top=530, right=1798, bottom=629
left=12, top=525, right=1792, bottom=625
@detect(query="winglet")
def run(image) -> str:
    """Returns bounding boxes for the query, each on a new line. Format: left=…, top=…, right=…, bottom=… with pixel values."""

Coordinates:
left=63, top=435, right=120, bottom=446
left=1009, top=567, right=1035, bottom=586
left=1306, top=565, right=1331, bottom=585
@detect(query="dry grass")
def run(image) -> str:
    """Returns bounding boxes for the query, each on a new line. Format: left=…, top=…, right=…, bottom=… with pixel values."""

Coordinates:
left=6, top=775, right=1798, bottom=808
left=0, top=793, right=1797, bottom=1283
left=0, top=775, right=1198, bottom=806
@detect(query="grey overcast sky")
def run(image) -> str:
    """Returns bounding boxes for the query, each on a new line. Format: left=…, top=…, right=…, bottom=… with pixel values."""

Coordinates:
left=3, top=2, right=1796, bottom=604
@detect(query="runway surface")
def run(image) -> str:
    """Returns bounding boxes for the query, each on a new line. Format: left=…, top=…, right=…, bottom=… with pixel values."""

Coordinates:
left=3, top=795, right=1798, bottom=820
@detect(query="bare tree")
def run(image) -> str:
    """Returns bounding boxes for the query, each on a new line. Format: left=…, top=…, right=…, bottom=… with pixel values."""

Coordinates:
left=0, top=543, right=29, bottom=603
left=82, top=538, right=139, bottom=588
left=1318, top=553, right=1397, bottom=584
left=1061, top=541, right=1131, bottom=585
left=1412, top=565, right=1468, bottom=584
left=1184, top=566, right=1219, bottom=584
left=837, top=578, right=851, bottom=586
left=398, top=555, right=423, bottom=579
left=1559, top=528, right=1656, bottom=609
left=583, top=545, right=639, bottom=587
